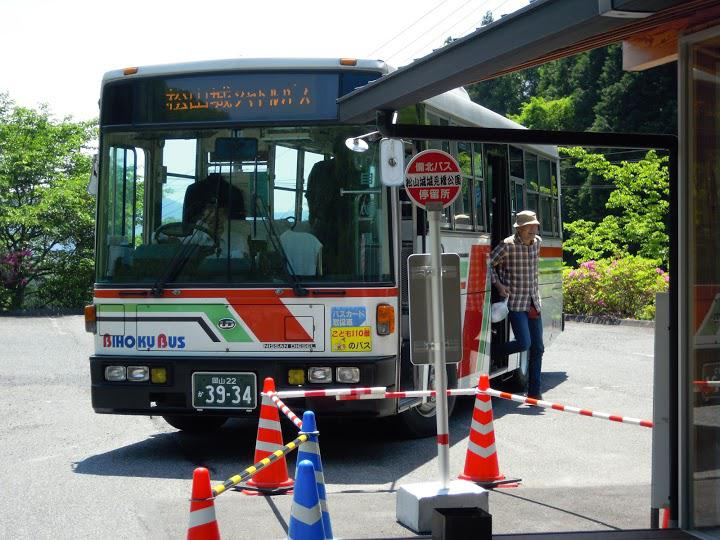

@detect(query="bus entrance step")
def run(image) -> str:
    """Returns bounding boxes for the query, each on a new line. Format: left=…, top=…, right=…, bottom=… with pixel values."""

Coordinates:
left=398, top=397, right=422, bottom=412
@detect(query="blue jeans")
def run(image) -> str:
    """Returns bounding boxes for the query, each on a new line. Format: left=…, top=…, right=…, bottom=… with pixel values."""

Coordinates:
left=497, top=310, right=544, bottom=397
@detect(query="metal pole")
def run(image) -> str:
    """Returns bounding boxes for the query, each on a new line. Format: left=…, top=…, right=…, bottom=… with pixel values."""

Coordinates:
left=427, top=202, right=450, bottom=489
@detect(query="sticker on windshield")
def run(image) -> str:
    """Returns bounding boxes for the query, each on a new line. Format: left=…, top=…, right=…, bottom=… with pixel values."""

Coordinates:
left=331, top=306, right=366, bottom=327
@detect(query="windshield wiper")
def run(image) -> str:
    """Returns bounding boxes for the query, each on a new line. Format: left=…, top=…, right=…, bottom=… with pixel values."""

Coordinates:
left=254, top=197, right=308, bottom=297
left=151, top=226, right=207, bottom=297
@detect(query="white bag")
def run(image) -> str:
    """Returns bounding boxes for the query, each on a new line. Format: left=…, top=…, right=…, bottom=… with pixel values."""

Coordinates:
left=491, top=298, right=509, bottom=323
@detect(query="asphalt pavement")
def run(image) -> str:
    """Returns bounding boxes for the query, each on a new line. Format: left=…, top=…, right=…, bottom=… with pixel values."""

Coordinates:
left=0, top=316, right=658, bottom=539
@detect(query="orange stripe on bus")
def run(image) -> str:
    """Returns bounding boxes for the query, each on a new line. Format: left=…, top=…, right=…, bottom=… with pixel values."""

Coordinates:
left=94, top=287, right=399, bottom=299
left=540, top=246, right=562, bottom=257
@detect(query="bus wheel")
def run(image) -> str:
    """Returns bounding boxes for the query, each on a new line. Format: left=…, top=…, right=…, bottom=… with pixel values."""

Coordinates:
left=397, top=365, right=458, bottom=439
left=507, top=352, right=529, bottom=392
left=163, top=415, right=228, bottom=433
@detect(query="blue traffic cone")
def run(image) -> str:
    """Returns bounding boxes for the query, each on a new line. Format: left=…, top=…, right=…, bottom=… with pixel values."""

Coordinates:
left=287, top=460, right=325, bottom=540
left=296, top=411, right=333, bottom=539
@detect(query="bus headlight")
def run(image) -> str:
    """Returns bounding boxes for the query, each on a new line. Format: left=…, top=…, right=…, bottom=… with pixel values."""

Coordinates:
left=105, top=365, right=126, bottom=381
left=336, top=367, right=360, bottom=384
left=308, top=367, right=332, bottom=383
left=127, top=366, right=149, bottom=382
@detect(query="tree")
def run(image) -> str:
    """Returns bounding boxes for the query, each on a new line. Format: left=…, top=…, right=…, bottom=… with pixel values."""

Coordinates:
left=464, top=10, right=539, bottom=118
left=0, top=93, right=97, bottom=310
left=561, top=147, right=669, bottom=267
left=466, top=71, right=536, bottom=118
left=592, top=45, right=677, bottom=134
left=508, top=95, right=575, bottom=131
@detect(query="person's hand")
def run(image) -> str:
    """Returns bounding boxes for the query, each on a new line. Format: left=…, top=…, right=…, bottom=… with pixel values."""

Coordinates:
left=495, top=282, right=510, bottom=297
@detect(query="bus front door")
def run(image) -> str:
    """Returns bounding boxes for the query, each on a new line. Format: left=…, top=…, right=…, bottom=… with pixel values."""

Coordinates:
left=485, top=144, right=512, bottom=374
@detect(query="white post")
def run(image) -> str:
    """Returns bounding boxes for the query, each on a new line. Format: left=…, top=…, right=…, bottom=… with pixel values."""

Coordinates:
left=427, top=202, right=450, bottom=489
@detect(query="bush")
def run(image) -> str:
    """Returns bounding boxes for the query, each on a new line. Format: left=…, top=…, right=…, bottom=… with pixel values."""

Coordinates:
left=563, top=256, right=669, bottom=320
left=29, top=255, right=94, bottom=309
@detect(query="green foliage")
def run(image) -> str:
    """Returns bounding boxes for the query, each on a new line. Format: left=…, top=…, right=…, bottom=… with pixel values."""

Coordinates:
left=563, top=257, right=669, bottom=320
left=0, top=93, right=97, bottom=310
left=592, top=45, right=677, bottom=134
left=465, top=43, right=676, bottom=233
left=508, top=96, right=575, bottom=131
left=561, top=147, right=669, bottom=267
left=466, top=70, right=538, bottom=118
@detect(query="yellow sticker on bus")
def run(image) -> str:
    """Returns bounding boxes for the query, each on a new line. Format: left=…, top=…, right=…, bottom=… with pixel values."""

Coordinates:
left=331, top=326, right=372, bottom=353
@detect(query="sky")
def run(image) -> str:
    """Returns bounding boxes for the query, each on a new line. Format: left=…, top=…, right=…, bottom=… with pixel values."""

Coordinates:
left=0, top=0, right=529, bottom=121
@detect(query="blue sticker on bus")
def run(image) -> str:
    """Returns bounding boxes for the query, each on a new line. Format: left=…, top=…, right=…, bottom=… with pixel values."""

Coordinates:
left=331, top=307, right=366, bottom=327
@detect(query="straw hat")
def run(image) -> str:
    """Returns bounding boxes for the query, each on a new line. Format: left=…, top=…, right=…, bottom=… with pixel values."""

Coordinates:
left=513, top=210, right=540, bottom=228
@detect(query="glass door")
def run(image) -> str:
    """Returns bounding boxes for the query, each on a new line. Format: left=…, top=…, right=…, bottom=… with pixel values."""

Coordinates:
left=681, top=26, right=720, bottom=536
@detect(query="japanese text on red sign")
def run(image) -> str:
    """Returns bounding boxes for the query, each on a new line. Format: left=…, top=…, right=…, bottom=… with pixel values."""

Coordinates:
left=417, top=189, right=452, bottom=201
left=405, top=174, right=462, bottom=188
left=413, top=161, right=456, bottom=173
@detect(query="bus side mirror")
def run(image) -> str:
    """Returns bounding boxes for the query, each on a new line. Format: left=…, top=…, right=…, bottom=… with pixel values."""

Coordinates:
left=380, top=138, right=404, bottom=187
left=87, top=154, right=99, bottom=196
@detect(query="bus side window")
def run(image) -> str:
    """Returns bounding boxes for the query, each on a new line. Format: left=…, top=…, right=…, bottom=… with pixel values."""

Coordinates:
left=163, top=139, right=197, bottom=227
left=105, top=146, right=144, bottom=276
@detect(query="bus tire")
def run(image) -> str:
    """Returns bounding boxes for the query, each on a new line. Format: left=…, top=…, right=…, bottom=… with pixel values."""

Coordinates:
left=397, top=365, right=458, bottom=439
left=507, top=352, right=529, bottom=392
left=163, top=415, right=228, bottom=433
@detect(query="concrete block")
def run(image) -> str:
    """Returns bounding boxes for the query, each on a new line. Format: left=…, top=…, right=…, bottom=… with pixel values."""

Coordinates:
left=396, top=480, right=488, bottom=534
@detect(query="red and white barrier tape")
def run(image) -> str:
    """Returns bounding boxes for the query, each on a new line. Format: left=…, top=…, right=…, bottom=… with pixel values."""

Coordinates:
left=269, top=385, right=652, bottom=428
left=482, top=388, right=653, bottom=428
left=271, top=387, right=480, bottom=400
left=266, top=392, right=303, bottom=429
left=336, top=388, right=481, bottom=401
left=272, top=387, right=386, bottom=399
left=694, top=380, right=720, bottom=390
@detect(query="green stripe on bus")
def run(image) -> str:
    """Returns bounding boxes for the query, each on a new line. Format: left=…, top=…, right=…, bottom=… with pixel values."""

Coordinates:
left=478, top=271, right=492, bottom=363
left=133, top=304, right=254, bottom=342
left=460, top=259, right=470, bottom=282
left=97, top=305, right=124, bottom=312
left=539, top=258, right=563, bottom=269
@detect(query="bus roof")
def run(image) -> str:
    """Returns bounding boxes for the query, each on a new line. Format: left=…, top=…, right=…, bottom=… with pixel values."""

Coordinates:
left=101, top=57, right=557, bottom=158
left=101, top=58, right=389, bottom=84
left=425, top=89, right=559, bottom=158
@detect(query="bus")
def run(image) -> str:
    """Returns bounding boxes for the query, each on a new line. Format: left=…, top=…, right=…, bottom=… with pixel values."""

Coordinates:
left=86, top=58, right=563, bottom=437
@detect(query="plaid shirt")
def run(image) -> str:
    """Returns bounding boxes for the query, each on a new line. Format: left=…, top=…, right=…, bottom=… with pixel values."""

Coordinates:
left=488, top=233, right=542, bottom=312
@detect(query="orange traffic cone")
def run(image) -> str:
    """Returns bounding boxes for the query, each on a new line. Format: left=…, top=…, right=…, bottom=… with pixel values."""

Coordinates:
left=243, top=377, right=294, bottom=495
left=458, top=374, right=519, bottom=487
left=187, top=467, right=220, bottom=540
left=660, top=507, right=670, bottom=529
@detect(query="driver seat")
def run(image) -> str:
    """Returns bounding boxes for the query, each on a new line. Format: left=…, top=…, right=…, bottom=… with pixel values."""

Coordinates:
left=183, top=173, right=245, bottom=227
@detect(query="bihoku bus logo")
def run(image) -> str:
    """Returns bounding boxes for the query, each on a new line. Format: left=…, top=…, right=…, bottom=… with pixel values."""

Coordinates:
left=217, top=318, right=236, bottom=330
left=102, top=333, right=186, bottom=349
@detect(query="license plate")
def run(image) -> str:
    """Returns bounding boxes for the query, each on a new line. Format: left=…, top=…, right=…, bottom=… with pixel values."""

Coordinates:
left=192, top=372, right=257, bottom=410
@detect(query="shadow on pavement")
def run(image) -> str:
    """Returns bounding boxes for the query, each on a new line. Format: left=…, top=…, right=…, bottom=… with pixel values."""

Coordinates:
left=490, top=489, right=622, bottom=530
left=72, top=406, right=473, bottom=484
left=72, top=371, right=569, bottom=483
left=489, top=370, right=569, bottom=420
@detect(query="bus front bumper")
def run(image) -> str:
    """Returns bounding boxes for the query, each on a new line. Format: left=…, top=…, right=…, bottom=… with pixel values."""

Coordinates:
left=89, top=354, right=398, bottom=418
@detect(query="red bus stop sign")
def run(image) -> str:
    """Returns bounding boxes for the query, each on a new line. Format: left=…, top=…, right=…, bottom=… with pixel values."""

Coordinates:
left=404, top=149, right=462, bottom=209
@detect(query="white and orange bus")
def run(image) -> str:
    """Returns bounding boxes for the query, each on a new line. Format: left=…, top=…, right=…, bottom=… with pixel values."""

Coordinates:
left=86, top=58, right=563, bottom=436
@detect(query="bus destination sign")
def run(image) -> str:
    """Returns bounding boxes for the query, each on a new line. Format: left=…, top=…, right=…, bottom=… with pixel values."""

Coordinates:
left=404, top=149, right=462, bottom=209
left=165, top=82, right=311, bottom=113
left=161, top=73, right=338, bottom=122
left=101, top=72, right=341, bottom=125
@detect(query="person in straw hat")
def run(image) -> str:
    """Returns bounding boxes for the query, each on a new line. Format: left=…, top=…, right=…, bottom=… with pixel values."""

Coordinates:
left=488, top=210, right=544, bottom=399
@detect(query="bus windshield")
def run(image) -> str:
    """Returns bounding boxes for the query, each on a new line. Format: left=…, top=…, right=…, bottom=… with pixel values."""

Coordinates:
left=97, top=126, right=392, bottom=287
